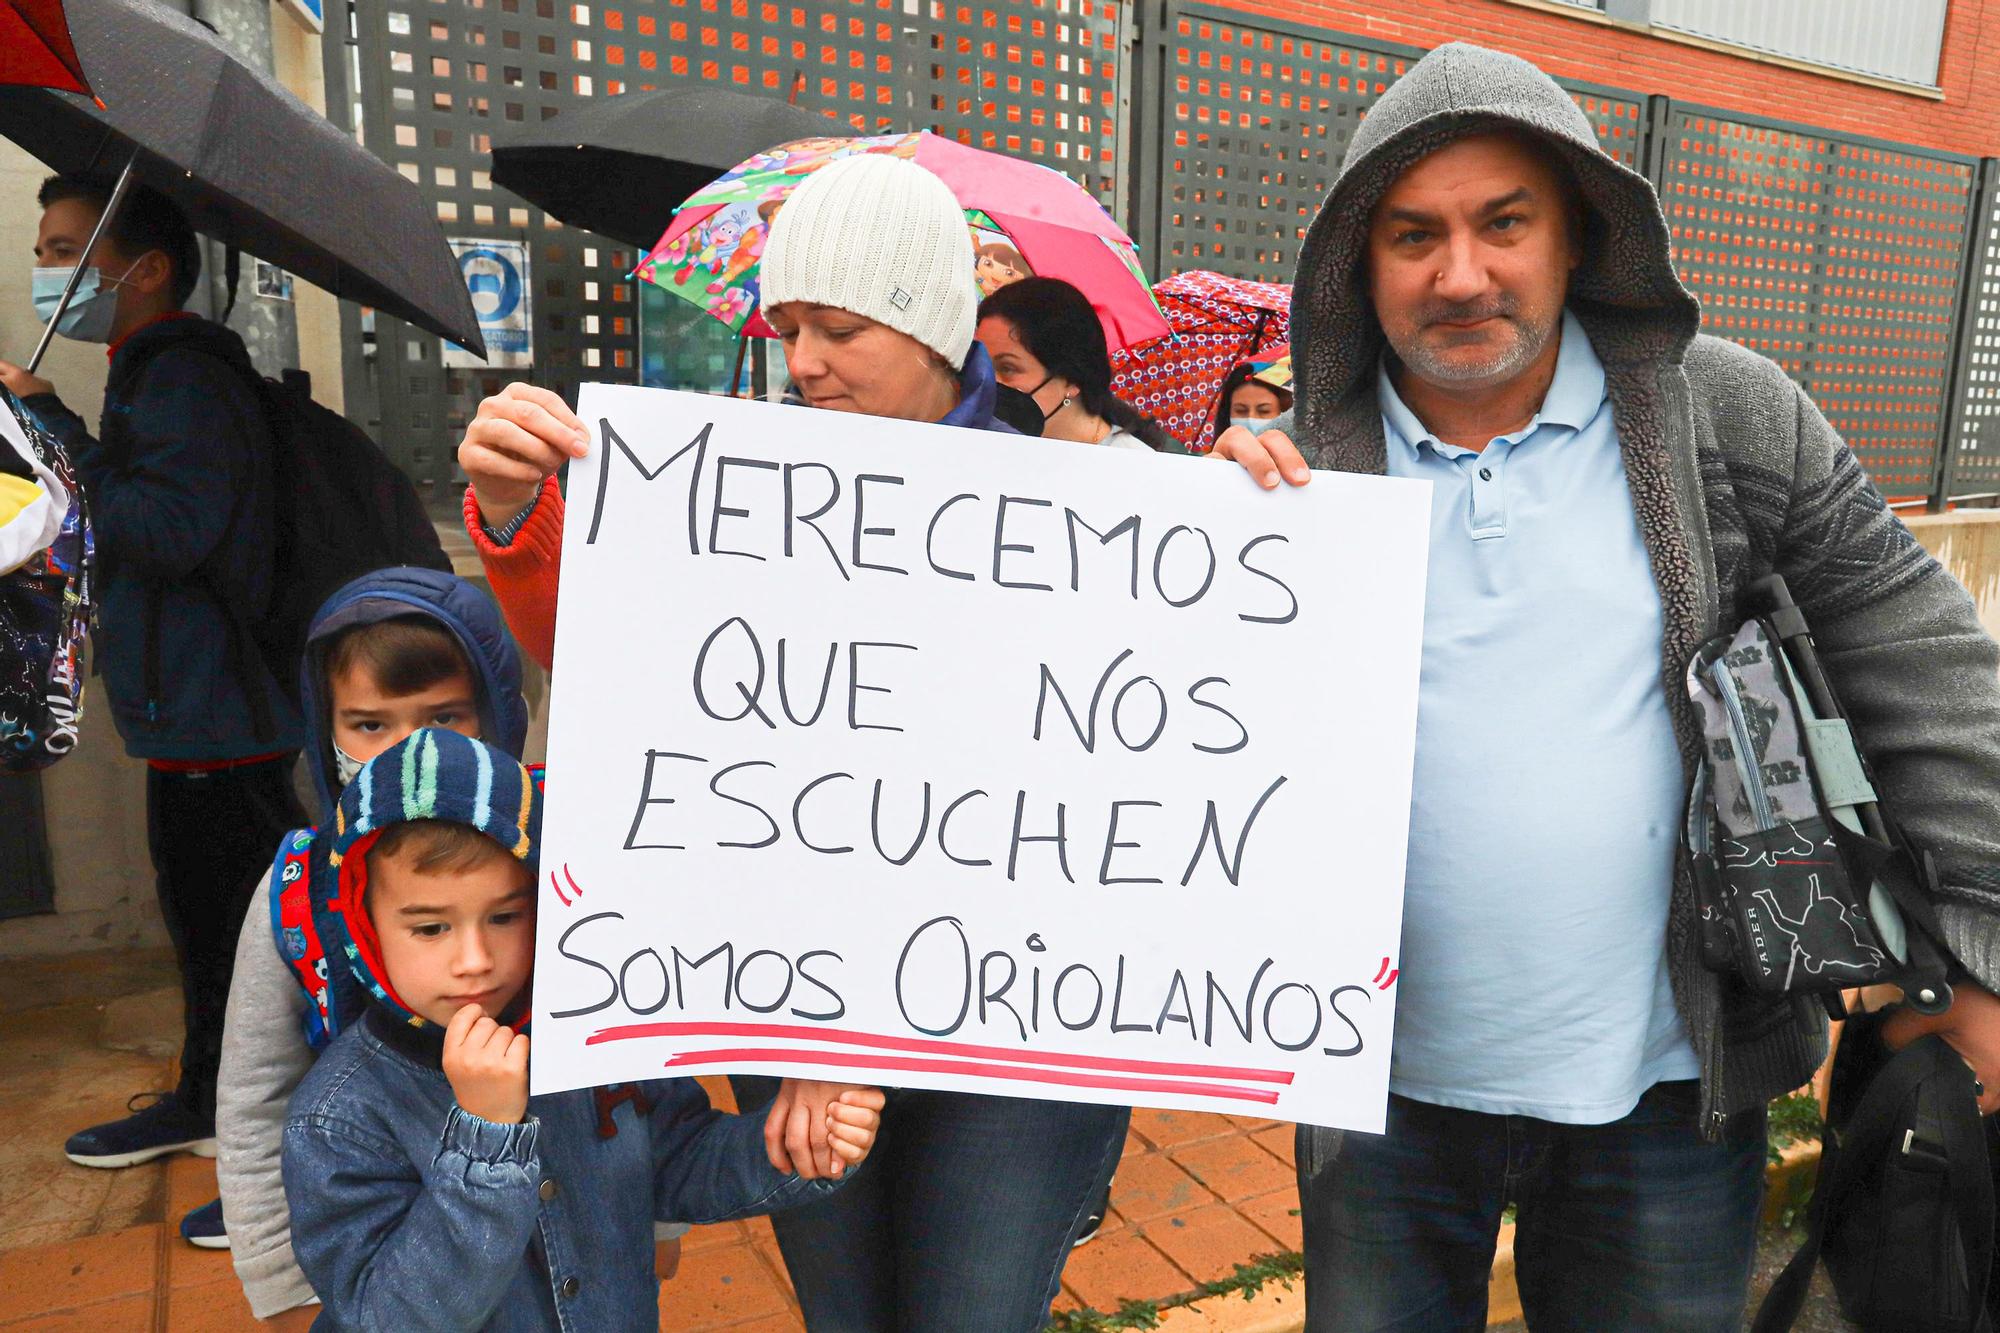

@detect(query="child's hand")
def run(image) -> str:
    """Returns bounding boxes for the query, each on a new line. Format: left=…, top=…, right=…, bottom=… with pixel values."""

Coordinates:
left=824, top=1087, right=885, bottom=1177
left=763, top=1079, right=887, bottom=1179
left=442, top=1004, right=530, bottom=1124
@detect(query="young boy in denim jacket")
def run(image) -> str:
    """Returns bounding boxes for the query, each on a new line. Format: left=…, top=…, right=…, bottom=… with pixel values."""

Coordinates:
left=215, top=567, right=531, bottom=1298
left=283, top=728, right=881, bottom=1331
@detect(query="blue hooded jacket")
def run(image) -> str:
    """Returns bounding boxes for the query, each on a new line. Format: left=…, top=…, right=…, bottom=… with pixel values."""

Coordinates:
left=297, top=566, right=529, bottom=815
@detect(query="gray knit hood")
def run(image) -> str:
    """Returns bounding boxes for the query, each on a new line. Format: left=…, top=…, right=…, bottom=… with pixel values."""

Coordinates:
left=1291, top=41, right=1702, bottom=443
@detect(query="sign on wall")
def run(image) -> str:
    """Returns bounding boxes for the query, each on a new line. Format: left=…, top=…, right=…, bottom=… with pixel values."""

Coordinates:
left=279, top=0, right=323, bottom=34
left=443, top=238, right=532, bottom=369
left=531, top=385, right=1431, bottom=1131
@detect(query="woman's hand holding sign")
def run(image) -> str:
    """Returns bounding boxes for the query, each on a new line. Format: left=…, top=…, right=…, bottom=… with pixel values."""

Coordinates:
left=458, top=382, right=592, bottom=527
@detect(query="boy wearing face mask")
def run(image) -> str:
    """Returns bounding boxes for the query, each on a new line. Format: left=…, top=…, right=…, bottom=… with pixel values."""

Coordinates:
left=0, top=177, right=305, bottom=1232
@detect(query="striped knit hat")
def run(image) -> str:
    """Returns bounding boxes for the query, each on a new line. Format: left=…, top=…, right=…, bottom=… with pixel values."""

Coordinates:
left=311, top=728, right=542, bottom=1031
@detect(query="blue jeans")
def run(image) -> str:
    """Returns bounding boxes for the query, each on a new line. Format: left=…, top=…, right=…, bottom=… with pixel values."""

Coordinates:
left=1295, top=1081, right=1767, bottom=1333
left=732, top=1075, right=1129, bottom=1331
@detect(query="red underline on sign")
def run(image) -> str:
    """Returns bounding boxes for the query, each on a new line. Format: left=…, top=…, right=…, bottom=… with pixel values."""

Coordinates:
left=586, top=1020, right=1295, bottom=1085
left=659, top=1047, right=1285, bottom=1104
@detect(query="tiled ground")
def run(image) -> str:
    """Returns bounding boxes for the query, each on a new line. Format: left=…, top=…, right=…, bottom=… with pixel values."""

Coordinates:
left=0, top=948, right=1305, bottom=1331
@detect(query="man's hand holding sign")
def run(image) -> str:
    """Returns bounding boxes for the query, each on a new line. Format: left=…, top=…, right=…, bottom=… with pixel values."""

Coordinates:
left=529, top=383, right=1430, bottom=1132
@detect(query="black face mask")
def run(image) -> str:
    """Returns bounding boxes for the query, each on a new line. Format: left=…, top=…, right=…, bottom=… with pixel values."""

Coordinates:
left=991, top=384, right=1047, bottom=436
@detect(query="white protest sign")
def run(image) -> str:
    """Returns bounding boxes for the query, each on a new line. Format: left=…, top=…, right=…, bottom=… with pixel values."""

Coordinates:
left=533, top=384, right=1430, bottom=1131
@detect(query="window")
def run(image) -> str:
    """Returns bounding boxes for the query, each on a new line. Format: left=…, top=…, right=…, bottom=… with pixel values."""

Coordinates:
left=1531, top=0, right=1950, bottom=88
left=1650, top=0, right=1945, bottom=87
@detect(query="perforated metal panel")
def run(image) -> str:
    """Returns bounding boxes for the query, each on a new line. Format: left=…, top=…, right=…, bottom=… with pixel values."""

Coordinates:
left=1657, top=104, right=1976, bottom=496
left=1657, top=113, right=1824, bottom=378
left=920, top=0, right=1126, bottom=208
left=595, top=0, right=1123, bottom=206
left=326, top=0, right=1130, bottom=512
left=1940, top=160, right=2000, bottom=499
left=1140, top=6, right=1389, bottom=283
left=1812, top=139, right=1973, bottom=494
left=326, top=0, right=639, bottom=511
left=1138, top=6, right=1645, bottom=285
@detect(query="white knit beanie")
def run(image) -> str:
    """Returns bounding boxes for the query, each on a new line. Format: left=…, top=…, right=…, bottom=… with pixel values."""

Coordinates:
left=759, top=153, right=978, bottom=370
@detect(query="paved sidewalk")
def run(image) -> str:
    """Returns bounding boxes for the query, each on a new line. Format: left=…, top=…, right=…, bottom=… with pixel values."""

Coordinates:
left=0, top=948, right=1305, bottom=1331
left=0, top=945, right=1847, bottom=1332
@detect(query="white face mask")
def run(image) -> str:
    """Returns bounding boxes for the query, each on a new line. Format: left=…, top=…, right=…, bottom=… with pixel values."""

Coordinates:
left=333, top=741, right=366, bottom=787
left=1223, top=408, right=1294, bottom=439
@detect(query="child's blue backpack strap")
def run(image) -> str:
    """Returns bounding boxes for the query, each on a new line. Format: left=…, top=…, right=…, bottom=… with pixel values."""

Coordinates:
left=269, top=827, right=337, bottom=1050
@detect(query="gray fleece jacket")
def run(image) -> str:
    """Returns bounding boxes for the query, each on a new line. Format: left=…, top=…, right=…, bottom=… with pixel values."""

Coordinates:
left=218, top=872, right=317, bottom=1317
left=1290, top=41, right=2000, bottom=1133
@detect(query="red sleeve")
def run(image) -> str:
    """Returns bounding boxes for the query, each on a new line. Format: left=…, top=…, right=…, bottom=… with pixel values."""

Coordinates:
left=462, top=478, right=562, bottom=672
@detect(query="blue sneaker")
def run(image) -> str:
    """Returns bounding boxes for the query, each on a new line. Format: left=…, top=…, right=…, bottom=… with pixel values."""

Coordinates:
left=63, top=1093, right=216, bottom=1168
left=180, top=1198, right=229, bottom=1250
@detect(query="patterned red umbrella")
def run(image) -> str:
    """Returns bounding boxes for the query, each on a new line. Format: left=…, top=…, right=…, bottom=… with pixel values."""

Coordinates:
left=0, top=0, right=91, bottom=96
left=1112, top=270, right=1291, bottom=453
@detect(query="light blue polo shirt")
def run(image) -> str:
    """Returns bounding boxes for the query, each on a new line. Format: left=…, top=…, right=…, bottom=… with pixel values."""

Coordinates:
left=1382, top=311, right=1699, bottom=1124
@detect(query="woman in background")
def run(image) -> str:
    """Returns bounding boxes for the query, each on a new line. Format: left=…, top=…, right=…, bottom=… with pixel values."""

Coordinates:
left=979, top=276, right=1178, bottom=453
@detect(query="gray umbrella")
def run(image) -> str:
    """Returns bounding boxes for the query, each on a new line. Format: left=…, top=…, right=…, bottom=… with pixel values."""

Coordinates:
left=491, top=86, right=837, bottom=250
left=0, top=0, right=482, bottom=366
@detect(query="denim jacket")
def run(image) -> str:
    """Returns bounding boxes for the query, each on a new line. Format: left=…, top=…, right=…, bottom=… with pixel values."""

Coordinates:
left=284, top=1007, right=847, bottom=1331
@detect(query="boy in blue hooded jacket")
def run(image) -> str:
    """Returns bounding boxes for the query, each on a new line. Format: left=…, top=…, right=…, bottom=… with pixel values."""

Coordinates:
left=216, top=567, right=531, bottom=1308
left=282, top=729, right=881, bottom=1331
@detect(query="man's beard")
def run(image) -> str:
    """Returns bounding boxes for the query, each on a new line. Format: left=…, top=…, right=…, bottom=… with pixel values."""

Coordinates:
left=1390, top=294, right=1558, bottom=386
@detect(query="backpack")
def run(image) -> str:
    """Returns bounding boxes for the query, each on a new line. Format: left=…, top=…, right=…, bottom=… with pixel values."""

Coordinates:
left=1753, top=1010, right=1995, bottom=1333
left=245, top=369, right=454, bottom=738
left=129, top=346, right=453, bottom=743
left=1683, top=574, right=1957, bottom=1020
left=0, top=390, right=91, bottom=772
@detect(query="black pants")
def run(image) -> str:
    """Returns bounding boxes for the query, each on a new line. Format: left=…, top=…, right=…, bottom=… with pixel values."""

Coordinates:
left=146, top=755, right=305, bottom=1124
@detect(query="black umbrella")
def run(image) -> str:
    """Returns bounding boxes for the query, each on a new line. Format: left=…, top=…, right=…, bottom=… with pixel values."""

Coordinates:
left=490, top=86, right=838, bottom=250
left=0, top=0, right=482, bottom=369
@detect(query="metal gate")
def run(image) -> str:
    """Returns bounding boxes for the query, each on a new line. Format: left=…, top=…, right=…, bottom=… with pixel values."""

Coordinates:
left=1128, top=3, right=1645, bottom=287
left=1653, top=103, right=1978, bottom=498
left=324, top=0, right=1130, bottom=513
left=1129, top=5, right=1981, bottom=497
left=1938, top=159, right=2000, bottom=503
left=326, top=0, right=1995, bottom=505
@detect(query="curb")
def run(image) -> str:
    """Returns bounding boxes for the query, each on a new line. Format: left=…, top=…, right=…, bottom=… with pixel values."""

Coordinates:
left=1179, top=1140, right=1822, bottom=1333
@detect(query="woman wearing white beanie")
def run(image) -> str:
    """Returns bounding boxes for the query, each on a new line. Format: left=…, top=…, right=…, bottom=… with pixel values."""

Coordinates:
left=756, top=153, right=985, bottom=420
left=456, top=152, right=1136, bottom=1330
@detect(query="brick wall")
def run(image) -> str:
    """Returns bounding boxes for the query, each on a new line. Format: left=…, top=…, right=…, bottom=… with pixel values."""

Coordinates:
left=1206, top=0, right=2000, bottom=158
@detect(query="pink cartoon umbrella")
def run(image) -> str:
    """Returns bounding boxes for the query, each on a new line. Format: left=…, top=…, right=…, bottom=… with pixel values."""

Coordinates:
left=635, top=131, right=1169, bottom=354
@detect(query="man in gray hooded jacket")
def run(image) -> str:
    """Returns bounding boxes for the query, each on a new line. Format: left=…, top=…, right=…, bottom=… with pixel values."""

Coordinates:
left=1214, top=40, right=2000, bottom=1331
